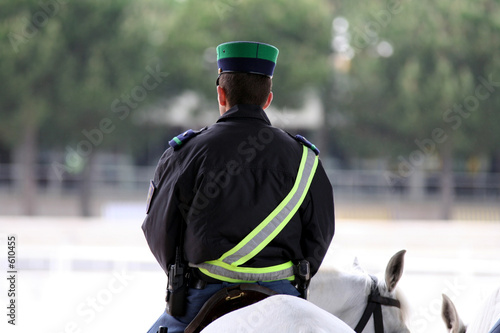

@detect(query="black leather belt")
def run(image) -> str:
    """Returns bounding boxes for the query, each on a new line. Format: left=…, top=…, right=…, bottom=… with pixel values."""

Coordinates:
left=188, top=269, right=221, bottom=290
left=188, top=277, right=208, bottom=290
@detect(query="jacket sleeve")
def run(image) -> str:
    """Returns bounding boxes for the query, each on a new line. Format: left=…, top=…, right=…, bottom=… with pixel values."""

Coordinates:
left=299, top=159, right=335, bottom=276
left=141, top=149, right=184, bottom=275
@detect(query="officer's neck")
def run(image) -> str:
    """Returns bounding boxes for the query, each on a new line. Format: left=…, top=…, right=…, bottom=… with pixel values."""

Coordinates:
left=219, top=103, right=231, bottom=116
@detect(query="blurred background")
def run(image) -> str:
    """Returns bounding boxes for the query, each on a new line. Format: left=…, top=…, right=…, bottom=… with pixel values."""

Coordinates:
left=0, top=0, right=499, bottom=332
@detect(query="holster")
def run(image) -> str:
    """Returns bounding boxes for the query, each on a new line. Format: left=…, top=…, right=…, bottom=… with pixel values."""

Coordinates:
left=294, top=259, right=311, bottom=299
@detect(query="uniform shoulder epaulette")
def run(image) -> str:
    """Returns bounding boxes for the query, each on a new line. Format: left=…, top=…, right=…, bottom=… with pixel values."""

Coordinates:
left=294, top=134, right=320, bottom=155
left=169, top=127, right=207, bottom=150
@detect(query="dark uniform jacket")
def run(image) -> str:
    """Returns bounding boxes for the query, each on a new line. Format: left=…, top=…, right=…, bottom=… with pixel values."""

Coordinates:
left=142, top=104, right=335, bottom=278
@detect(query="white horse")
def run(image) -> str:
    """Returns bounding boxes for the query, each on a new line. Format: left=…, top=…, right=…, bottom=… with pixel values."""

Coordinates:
left=442, top=286, right=500, bottom=333
left=309, top=249, right=409, bottom=333
left=201, top=294, right=356, bottom=333
left=202, top=250, right=409, bottom=333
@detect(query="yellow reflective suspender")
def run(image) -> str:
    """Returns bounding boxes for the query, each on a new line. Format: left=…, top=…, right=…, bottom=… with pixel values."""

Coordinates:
left=190, top=145, right=319, bottom=283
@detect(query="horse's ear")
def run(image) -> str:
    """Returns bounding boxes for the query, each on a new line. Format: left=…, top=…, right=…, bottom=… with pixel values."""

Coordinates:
left=352, top=256, right=366, bottom=274
left=441, top=294, right=466, bottom=333
left=385, top=249, right=405, bottom=292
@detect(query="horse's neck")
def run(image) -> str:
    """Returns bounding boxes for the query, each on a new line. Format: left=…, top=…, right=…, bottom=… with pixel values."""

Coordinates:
left=329, top=272, right=371, bottom=321
left=310, top=270, right=371, bottom=326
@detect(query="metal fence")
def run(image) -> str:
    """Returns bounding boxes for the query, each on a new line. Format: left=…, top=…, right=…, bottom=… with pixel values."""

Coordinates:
left=326, top=169, right=500, bottom=199
left=1, top=163, right=499, bottom=199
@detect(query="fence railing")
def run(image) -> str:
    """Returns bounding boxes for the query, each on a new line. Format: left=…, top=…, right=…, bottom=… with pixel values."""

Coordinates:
left=1, top=163, right=499, bottom=200
left=326, top=169, right=500, bottom=199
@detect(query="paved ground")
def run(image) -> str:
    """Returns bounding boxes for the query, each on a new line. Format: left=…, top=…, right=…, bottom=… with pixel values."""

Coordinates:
left=0, top=216, right=499, bottom=333
left=2, top=190, right=500, bottom=221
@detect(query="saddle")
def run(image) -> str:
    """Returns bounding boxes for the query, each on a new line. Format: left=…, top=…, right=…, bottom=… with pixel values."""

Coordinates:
left=184, top=284, right=278, bottom=333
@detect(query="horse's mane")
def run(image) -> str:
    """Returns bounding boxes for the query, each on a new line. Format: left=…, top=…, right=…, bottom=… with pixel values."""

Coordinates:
left=315, top=267, right=409, bottom=320
left=313, top=267, right=372, bottom=291
left=395, top=288, right=410, bottom=324
left=311, top=253, right=410, bottom=332
left=372, top=273, right=410, bottom=325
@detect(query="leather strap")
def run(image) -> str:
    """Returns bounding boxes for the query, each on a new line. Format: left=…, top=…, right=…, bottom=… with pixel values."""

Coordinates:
left=184, top=284, right=277, bottom=333
left=354, top=275, right=401, bottom=333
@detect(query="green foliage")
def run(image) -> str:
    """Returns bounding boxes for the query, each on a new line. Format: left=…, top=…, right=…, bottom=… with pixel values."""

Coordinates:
left=0, top=0, right=334, bottom=165
left=45, top=1, right=152, bottom=145
left=0, top=0, right=60, bottom=146
left=2, top=0, right=499, bottom=171
left=154, top=0, right=334, bottom=108
left=333, top=0, right=500, bottom=162
left=0, top=0, right=157, bottom=158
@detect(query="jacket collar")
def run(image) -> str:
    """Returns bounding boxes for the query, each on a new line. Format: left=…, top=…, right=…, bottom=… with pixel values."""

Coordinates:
left=217, top=104, right=272, bottom=125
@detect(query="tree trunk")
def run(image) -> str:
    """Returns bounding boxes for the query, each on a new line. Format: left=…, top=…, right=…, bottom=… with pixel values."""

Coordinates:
left=440, top=138, right=454, bottom=220
left=316, top=87, right=332, bottom=158
left=409, top=162, right=425, bottom=201
left=315, top=117, right=329, bottom=157
left=18, top=120, right=38, bottom=216
left=79, top=152, right=95, bottom=217
left=490, top=149, right=500, bottom=198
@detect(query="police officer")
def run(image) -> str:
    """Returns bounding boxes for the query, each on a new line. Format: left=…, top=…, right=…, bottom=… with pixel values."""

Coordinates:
left=142, top=41, right=335, bottom=333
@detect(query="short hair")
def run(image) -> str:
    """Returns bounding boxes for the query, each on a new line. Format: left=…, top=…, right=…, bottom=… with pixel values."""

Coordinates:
left=218, top=73, right=272, bottom=107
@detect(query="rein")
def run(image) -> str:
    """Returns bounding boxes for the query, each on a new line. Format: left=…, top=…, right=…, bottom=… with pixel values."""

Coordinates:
left=354, top=276, right=401, bottom=333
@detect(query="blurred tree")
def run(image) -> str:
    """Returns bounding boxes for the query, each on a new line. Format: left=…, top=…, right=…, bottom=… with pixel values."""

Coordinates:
left=331, top=0, right=500, bottom=218
left=45, top=1, right=157, bottom=216
left=0, top=0, right=61, bottom=215
left=5, top=0, right=497, bottom=218
left=0, top=0, right=156, bottom=215
left=151, top=0, right=334, bottom=108
left=1, top=0, right=334, bottom=215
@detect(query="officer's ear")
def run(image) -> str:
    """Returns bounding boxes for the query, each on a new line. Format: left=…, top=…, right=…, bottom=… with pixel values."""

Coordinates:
left=217, top=85, right=227, bottom=107
left=262, top=91, right=273, bottom=110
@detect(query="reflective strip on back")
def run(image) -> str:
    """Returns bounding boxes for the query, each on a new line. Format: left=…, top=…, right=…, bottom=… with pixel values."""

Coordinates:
left=190, top=145, right=319, bottom=282
left=220, top=146, right=318, bottom=266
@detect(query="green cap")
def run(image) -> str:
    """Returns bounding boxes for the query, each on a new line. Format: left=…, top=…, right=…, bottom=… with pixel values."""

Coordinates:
left=216, top=41, right=279, bottom=78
